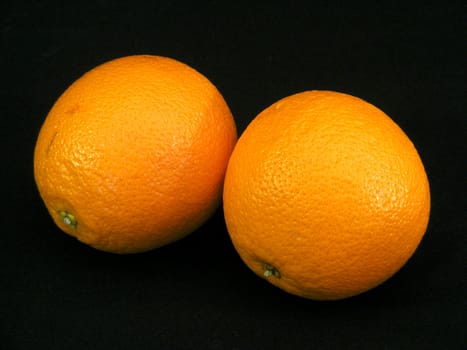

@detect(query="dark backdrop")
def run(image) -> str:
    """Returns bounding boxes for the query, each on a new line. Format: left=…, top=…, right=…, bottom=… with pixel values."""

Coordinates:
left=2, top=1, right=466, bottom=349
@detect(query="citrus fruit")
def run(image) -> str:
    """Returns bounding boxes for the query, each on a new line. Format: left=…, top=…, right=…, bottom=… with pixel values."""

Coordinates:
left=223, top=90, right=430, bottom=300
left=34, top=55, right=237, bottom=254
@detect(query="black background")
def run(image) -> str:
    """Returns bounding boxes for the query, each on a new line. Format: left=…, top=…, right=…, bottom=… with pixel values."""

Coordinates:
left=2, top=1, right=466, bottom=349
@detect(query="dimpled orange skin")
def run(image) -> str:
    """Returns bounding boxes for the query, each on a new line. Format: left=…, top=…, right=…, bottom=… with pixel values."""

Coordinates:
left=34, top=55, right=237, bottom=254
left=223, top=90, right=430, bottom=300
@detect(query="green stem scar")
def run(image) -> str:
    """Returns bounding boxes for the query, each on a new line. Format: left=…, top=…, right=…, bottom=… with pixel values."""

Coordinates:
left=59, top=211, right=77, bottom=229
left=263, top=263, right=281, bottom=279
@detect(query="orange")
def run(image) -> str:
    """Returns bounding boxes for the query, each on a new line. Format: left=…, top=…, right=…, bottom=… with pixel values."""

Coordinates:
left=34, top=55, right=237, bottom=254
left=223, top=90, right=430, bottom=300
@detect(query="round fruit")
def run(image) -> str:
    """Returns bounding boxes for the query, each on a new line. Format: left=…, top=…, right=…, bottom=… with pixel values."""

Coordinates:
left=223, top=90, right=430, bottom=300
left=34, top=55, right=237, bottom=254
